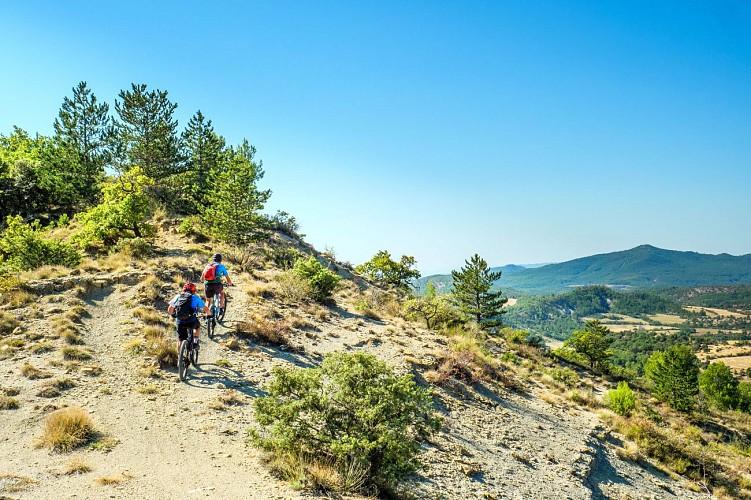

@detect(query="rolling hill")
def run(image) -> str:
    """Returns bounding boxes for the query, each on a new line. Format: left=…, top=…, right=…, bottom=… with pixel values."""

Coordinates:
left=417, top=245, right=751, bottom=295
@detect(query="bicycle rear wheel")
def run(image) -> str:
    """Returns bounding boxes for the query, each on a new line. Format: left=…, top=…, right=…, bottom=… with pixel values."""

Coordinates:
left=178, top=341, right=189, bottom=381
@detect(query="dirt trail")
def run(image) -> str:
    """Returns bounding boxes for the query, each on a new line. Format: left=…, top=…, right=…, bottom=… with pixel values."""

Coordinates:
left=2, top=283, right=301, bottom=500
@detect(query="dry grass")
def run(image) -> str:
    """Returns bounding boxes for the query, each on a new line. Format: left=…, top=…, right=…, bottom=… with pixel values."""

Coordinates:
left=427, top=330, right=501, bottom=385
left=21, top=362, right=52, bottom=379
left=63, top=458, right=93, bottom=475
left=136, top=385, right=158, bottom=395
left=61, top=346, right=93, bottom=361
left=0, top=395, right=20, bottom=409
left=144, top=338, right=177, bottom=368
left=274, top=272, right=312, bottom=303
left=36, top=407, right=96, bottom=452
left=0, top=310, right=20, bottom=335
left=208, top=390, right=247, bottom=410
left=236, top=314, right=293, bottom=348
left=135, top=275, right=164, bottom=304
left=0, top=472, right=37, bottom=492
left=133, top=306, right=167, bottom=326
left=0, top=289, right=35, bottom=309
left=94, top=473, right=134, bottom=486
left=30, top=341, right=56, bottom=354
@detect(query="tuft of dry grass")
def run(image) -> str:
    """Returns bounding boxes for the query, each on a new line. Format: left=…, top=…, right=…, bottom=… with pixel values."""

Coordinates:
left=30, top=341, right=56, bottom=354
left=36, top=407, right=96, bottom=452
left=0, top=289, right=35, bottom=309
left=0, top=395, right=20, bottom=409
left=208, top=390, right=247, bottom=410
left=63, top=305, right=89, bottom=323
left=135, top=275, right=163, bottom=304
left=0, top=472, right=37, bottom=492
left=63, top=458, right=93, bottom=475
left=136, top=385, right=158, bottom=395
left=21, top=362, right=52, bottom=380
left=133, top=306, right=168, bottom=326
left=144, top=338, right=177, bottom=368
left=61, top=346, right=93, bottom=361
left=94, top=473, right=134, bottom=486
left=0, top=310, right=20, bottom=335
left=235, top=315, right=293, bottom=348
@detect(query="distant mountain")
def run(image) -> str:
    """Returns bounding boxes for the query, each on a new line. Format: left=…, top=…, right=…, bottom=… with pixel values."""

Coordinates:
left=416, top=245, right=751, bottom=295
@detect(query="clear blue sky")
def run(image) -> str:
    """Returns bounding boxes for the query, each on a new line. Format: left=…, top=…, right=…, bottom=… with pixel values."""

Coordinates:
left=2, top=1, right=750, bottom=274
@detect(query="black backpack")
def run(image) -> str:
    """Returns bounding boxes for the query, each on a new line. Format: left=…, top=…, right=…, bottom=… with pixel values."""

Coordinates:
left=174, top=292, right=195, bottom=320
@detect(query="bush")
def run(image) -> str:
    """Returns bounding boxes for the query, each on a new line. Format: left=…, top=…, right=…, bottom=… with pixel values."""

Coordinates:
left=429, top=328, right=500, bottom=384
left=0, top=216, right=81, bottom=270
left=604, top=381, right=637, bottom=416
left=251, top=351, right=440, bottom=494
left=292, top=256, right=340, bottom=302
left=265, top=210, right=301, bottom=238
left=547, top=367, right=579, bottom=389
left=112, top=237, right=153, bottom=258
left=699, top=362, right=738, bottom=411
left=36, top=407, right=96, bottom=452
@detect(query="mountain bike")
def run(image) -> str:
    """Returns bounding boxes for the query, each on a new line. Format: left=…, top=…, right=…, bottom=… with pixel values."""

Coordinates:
left=177, top=327, right=199, bottom=381
left=206, top=286, right=230, bottom=339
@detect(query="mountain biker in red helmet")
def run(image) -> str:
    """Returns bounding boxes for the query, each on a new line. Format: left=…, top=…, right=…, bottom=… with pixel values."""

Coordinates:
left=201, top=253, right=233, bottom=314
left=167, top=282, right=210, bottom=354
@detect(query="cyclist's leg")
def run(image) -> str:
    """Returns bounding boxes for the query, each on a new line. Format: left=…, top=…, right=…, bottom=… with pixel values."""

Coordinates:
left=192, top=317, right=201, bottom=345
left=218, top=283, right=226, bottom=310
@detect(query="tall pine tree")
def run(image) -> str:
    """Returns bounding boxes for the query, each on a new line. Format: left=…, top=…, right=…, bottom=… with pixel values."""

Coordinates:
left=113, top=83, right=182, bottom=180
left=181, top=110, right=226, bottom=210
left=53, top=81, right=111, bottom=203
left=200, top=140, right=271, bottom=244
left=451, top=254, right=507, bottom=329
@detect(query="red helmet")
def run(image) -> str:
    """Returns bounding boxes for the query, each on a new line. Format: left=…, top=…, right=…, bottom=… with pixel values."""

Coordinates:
left=183, top=282, right=197, bottom=293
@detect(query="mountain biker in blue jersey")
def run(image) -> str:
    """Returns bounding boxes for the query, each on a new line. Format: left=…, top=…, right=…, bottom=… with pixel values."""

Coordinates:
left=168, top=282, right=210, bottom=354
left=201, top=253, right=233, bottom=313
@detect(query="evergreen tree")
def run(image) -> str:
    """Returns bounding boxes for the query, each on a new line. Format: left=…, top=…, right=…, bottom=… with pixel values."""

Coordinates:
left=53, top=81, right=110, bottom=201
left=113, top=83, right=182, bottom=181
left=451, top=254, right=507, bottom=329
left=181, top=110, right=226, bottom=210
left=200, top=141, right=271, bottom=244
left=645, top=344, right=700, bottom=413
left=564, top=320, right=613, bottom=370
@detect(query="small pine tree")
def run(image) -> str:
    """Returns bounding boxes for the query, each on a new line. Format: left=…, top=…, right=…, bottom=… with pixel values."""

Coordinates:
left=450, top=254, right=507, bottom=330
left=564, top=320, right=613, bottom=371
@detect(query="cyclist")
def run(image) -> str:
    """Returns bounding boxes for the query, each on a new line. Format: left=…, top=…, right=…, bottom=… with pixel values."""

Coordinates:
left=200, top=253, right=233, bottom=314
left=168, top=282, right=210, bottom=354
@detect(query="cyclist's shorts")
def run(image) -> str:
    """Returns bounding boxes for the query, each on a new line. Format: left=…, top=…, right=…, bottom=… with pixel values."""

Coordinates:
left=176, top=318, right=200, bottom=341
left=205, top=282, right=224, bottom=298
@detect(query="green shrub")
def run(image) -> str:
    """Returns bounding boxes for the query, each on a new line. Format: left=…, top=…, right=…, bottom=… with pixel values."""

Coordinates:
left=604, top=381, right=636, bottom=416
left=251, top=351, right=440, bottom=494
left=112, top=237, right=153, bottom=258
left=0, top=216, right=81, bottom=270
left=292, top=256, right=340, bottom=302
left=547, top=367, right=579, bottom=388
left=699, top=361, right=738, bottom=411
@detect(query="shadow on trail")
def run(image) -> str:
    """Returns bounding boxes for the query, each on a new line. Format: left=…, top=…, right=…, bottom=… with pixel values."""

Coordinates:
left=177, top=363, right=265, bottom=398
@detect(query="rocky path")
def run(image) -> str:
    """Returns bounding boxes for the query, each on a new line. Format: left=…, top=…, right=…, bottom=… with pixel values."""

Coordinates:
left=2, top=283, right=303, bottom=500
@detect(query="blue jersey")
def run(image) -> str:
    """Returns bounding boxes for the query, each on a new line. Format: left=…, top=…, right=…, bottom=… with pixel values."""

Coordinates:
left=170, top=293, right=205, bottom=323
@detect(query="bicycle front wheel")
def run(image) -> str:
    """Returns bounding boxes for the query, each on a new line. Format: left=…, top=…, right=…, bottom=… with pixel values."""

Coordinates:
left=178, top=341, right=189, bottom=381
left=206, top=314, right=215, bottom=339
left=217, top=294, right=228, bottom=323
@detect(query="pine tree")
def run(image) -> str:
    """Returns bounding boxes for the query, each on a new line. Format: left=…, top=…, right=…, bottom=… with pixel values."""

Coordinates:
left=113, top=83, right=182, bottom=180
left=181, top=110, right=226, bottom=210
left=645, top=344, right=700, bottom=413
left=450, top=254, right=507, bottom=329
left=53, top=81, right=111, bottom=195
left=200, top=141, right=271, bottom=244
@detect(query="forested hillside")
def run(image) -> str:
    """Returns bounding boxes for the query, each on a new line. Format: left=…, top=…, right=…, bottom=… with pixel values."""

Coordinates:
left=417, top=244, right=751, bottom=295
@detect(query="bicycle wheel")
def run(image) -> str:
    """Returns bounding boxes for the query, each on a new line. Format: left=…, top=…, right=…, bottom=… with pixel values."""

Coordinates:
left=178, top=340, right=189, bottom=381
left=190, top=342, right=199, bottom=367
left=206, top=312, right=215, bottom=339
left=217, top=294, right=228, bottom=323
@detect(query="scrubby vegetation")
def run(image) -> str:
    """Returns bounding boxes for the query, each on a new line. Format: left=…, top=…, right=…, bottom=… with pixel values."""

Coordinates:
left=251, top=351, right=440, bottom=495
